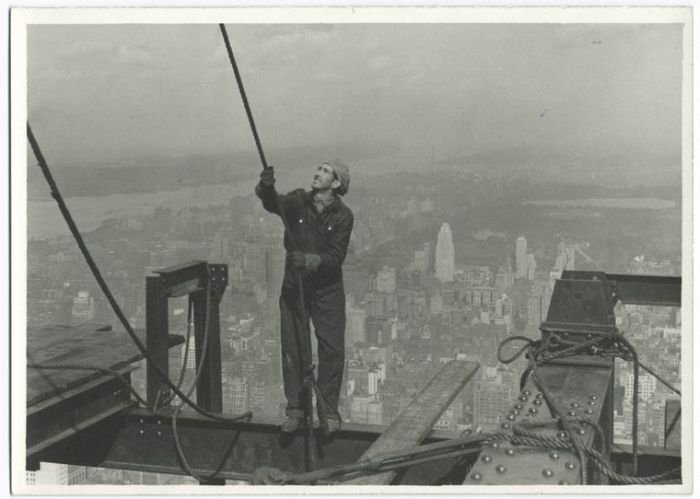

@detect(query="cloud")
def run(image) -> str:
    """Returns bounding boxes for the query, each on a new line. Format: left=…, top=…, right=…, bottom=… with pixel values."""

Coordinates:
left=55, top=39, right=112, bottom=59
left=368, top=55, right=390, bottom=71
left=117, top=45, right=153, bottom=65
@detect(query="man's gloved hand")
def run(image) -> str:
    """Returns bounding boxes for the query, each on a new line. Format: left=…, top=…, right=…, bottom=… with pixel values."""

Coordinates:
left=260, top=166, right=275, bottom=188
left=287, top=251, right=322, bottom=271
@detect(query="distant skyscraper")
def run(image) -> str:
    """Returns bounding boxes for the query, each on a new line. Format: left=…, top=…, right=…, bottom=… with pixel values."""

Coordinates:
left=71, top=291, right=95, bottom=323
left=435, top=223, right=455, bottom=283
left=515, top=235, right=527, bottom=279
left=376, top=265, right=397, bottom=293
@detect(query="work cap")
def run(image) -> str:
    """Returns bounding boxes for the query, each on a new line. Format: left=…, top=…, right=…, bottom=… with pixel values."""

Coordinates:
left=327, top=159, right=350, bottom=196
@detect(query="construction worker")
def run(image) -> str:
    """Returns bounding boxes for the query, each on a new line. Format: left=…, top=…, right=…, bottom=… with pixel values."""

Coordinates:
left=255, top=160, right=353, bottom=433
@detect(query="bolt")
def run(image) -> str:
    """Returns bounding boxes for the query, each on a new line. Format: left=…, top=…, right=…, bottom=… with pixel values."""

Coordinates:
left=533, top=399, right=542, bottom=406
left=505, top=448, right=515, bottom=456
left=482, top=455, right=493, bottom=463
left=471, top=473, right=482, bottom=481
left=495, top=465, right=507, bottom=474
left=565, top=462, right=576, bottom=470
left=542, top=469, right=554, bottom=478
left=501, top=423, right=511, bottom=430
left=549, top=451, right=560, bottom=460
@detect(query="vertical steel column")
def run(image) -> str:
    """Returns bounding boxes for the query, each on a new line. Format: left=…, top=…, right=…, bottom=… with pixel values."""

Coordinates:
left=145, top=275, right=169, bottom=407
left=192, top=286, right=223, bottom=413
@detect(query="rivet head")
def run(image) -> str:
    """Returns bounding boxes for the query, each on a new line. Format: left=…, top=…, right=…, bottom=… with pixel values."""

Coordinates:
left=557, top=431, right=568, bottom=439
left=567, top=411, right=576, bottom=417
left=496, top=465, right=507, bottom=474
left=513, top=410, right=520, bottom=416
left=542, top=469, right=554, bottom=478
left=589, top=400, right=597, bottom=406
left=529, top=407, right=538, bottom=414
left=549, top=451, right=560, bottom=460
left=491, top=442, right=500, bottom=448
left=505, top=448, right=515, bottom=456
left=471, top=472, right=482, bottom=481
left=299, top=218, right=303, bottom=223
left=514, top=404, right=523, bottom=410
left=139, top=418, right=144, bottom=424
left=523, top=389, right=531, bottom=396
left=519, top=395, right=528, bottom=402
left=565, top=462, right=576, bottom=470
left=577, top=428, right=585, bottom=435
left=157, top=431, right=162, bottom=436
left=507, top=414, right=516, bottom=421
left=482, top=455, right=493, bottom=463
left=590, top=395, right=598, bottom=400
left=139, top=429, right=144, bottom=434
left=570, top=402, right=579, bottom=408
left=533, top=399, right=542, bottom=406
left=535, top=393, right=544, bottom=399
left=585, top=408, right=593, bottom=415
left=501, top=422, right=511, bottom=429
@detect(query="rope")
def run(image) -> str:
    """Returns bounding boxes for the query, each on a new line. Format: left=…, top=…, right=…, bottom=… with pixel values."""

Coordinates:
left=496, top=331, right=681, bottom=483
left=27, top=123, right=252, bottom=427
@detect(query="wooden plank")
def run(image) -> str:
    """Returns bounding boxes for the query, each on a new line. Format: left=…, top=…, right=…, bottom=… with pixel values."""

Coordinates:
left=27, top=323, right=183, bottom=407
left=464, top=363, right=613, bottom=485
left=348, top=360, right=479, bottom=485
left=665, top=399, right=681, bottom=451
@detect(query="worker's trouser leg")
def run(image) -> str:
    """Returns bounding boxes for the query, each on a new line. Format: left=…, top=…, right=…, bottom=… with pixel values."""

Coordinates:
left=310, top=287, right=345, bottom=418
left=279, top=286, right=346, bottom=419
left=279, top=289, right=306, bottom=418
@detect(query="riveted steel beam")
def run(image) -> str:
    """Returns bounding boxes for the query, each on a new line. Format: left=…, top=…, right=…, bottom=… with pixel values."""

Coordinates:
left=465, top=362, right=614, bottom=485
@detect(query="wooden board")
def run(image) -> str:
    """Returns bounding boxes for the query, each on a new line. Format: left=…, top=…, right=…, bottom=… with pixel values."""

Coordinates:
left=27, top=323, right=183, bottom=407
left=348, top=360, right=479, bottom=485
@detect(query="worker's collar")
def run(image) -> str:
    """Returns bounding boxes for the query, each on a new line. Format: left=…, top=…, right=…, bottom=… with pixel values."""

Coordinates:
left=307, top=190, right=340, bottom=212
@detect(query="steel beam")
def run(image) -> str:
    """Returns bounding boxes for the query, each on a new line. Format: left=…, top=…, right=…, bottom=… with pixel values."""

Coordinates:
left=29, top=408, right=471, bottom=483
left=465, top=362, right=614, bottom=485
left=605, top=273, right=681, bottom=308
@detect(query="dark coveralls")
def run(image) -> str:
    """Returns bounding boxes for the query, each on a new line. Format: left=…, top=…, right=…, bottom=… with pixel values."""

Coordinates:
left=255, top=183, right=354, bottom=418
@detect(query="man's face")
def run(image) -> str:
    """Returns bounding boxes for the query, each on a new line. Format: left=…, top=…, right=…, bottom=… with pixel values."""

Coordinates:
left=311, top=163, right=340, bottom=192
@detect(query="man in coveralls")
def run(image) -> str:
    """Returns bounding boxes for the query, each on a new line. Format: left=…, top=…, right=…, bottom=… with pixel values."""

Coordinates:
left=255, top=160, right=353, bottom=432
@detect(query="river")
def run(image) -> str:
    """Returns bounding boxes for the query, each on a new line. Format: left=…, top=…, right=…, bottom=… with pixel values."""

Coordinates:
left=26, top=181, right=257, bottom=241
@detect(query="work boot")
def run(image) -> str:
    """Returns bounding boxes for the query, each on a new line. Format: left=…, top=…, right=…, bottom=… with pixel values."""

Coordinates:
left=280, top=416, right=303, bottom=433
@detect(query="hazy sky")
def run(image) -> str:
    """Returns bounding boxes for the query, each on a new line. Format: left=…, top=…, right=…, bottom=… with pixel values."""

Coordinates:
left=27, top=22, right=682, bottom=168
